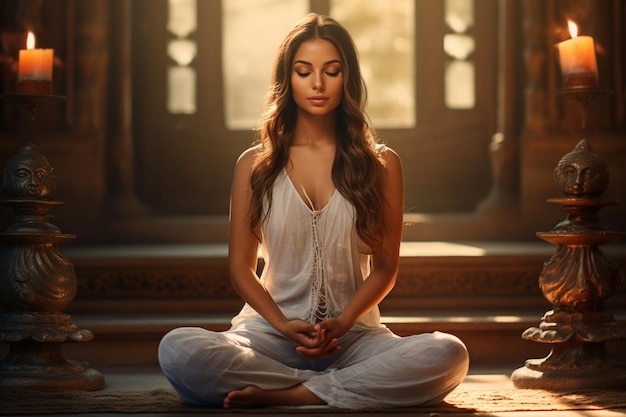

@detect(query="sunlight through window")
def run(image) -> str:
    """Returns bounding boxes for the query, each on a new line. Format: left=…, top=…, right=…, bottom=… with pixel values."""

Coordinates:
left=222, top=0, right=415, bottom=129
left=330, top=0, right=415, bottom=128
left=167, top=0, right=197, bottom=114
left=444, top=0, right=475, bottom=109
left=222, top=0, right=308, bottom=129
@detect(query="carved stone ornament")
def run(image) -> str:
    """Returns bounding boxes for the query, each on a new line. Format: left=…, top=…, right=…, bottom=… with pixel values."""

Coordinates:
left=553, top=139, right=608, bottom=198
left=0, top=143, right=105, bottom=390
left=511, top=139, right=626, bottom=390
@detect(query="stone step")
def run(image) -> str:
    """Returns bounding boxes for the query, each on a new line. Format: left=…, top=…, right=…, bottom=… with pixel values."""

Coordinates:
left=62, top=242, right=626, bottom=316
left=3, top=242, right=625, bottom=373
left=40, top=311, right=626, bottom=371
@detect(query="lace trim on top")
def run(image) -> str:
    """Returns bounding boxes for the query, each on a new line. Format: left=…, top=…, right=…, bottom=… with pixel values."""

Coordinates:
left=301, top=187, right=329, bottom=324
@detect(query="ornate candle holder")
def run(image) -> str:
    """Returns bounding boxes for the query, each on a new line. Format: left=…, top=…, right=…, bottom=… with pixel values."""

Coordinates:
left=0, top=95, right=104, bottom=390
left=1, top=93, right=66, bottom=121
left=555, top=87, right=612, bottom=129
left=511, top=88, right=626, bottom=390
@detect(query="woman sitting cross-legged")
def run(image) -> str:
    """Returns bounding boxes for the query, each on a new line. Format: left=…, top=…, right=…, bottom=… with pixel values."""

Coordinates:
left=158, top=13, right=469, bottom=409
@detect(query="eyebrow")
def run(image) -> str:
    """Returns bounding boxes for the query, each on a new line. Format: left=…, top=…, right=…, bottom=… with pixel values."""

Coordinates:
left=293, top=59, right=342, bottom=66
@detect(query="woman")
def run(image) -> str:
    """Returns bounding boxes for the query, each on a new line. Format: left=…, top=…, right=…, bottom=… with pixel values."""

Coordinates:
left=159, top=13, right=469, bottom=409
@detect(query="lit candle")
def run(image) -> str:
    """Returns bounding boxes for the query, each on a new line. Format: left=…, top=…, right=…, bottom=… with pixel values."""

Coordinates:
left=557, top=21, right=598, bottom=88
left=17, top=32, right=54, bottom=94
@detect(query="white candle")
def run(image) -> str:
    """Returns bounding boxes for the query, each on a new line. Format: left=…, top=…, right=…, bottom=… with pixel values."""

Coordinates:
left=557, top=21, right=598, bottom=87
left=17, top=32, right=54, bottom=94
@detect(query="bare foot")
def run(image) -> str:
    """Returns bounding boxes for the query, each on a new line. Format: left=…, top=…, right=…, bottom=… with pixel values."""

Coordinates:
left=223, top=384, right=326, bottom=408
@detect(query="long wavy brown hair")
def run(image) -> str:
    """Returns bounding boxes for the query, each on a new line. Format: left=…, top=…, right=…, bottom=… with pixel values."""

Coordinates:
left=248, top=13, right=387, bottom=252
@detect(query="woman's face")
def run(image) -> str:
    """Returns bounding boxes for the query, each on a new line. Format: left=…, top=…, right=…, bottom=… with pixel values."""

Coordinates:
left=290, top=38, right=344, bottom=118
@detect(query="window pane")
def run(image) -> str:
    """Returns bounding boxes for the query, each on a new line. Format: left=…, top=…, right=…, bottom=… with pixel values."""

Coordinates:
left=222, top=0, right=308, bottom=129
left=168, top=66, right=196, bottom=114
left=445, top=0, right=474, bottom=33
left=445, top=60, right=475, bottom=109
left=168, top=39, right=197, bottom=66
left=167, top=0, right=197, bottom=38
left=444, top=0, right=475, bottom=109
left=167, top=0, right=197, bottom=114
left=444, top=34, right=475, bottom=60
left=330, top=0, right=415, bottom=128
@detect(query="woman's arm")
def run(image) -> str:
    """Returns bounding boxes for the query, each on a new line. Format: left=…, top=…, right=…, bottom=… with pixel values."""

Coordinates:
left=228, top=148, right=323, bottom=347
left=340, top=147, right=404, bottom=326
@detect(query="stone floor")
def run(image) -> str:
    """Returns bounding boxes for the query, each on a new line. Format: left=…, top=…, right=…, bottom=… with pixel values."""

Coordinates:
left=23, top=365, right=626, bottom=417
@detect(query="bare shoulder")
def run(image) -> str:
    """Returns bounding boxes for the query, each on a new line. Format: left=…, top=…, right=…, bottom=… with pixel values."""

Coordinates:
left=236, top=144, right=262, bottom=166
left=233, top=144, right=262, bottom=176
left=376, top=144, right=403, bottom=172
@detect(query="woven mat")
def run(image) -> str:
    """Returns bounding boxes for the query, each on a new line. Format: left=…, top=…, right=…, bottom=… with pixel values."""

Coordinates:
left=1, top=386, right=626, bottom=414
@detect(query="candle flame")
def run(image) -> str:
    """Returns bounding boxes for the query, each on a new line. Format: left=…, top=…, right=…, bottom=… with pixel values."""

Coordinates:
left=26, top=31, right=35, bottom=49
left=568, top=20, right=578, bottom=39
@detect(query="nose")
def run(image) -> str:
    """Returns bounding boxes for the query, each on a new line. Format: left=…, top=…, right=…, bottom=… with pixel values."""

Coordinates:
left=572, top=171, right=584, bottom=191
left=313, top=73, right=325, bottom=92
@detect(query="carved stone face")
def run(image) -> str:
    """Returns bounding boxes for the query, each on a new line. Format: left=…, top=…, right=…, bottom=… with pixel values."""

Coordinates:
left=554, top=139, right=608, bottom=198
left=2, top=144, right=56, bottom=199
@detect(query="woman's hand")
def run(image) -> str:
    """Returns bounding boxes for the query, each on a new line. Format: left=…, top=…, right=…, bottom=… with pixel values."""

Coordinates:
left=294, top=317, right=347, bottom=360
left=280, top=320, right=320, bottom=347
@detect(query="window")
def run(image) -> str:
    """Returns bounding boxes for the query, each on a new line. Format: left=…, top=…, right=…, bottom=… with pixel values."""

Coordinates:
left=167, top=0, right=197, bottom=114
left=169, top=0, right=479, bottom=125
left=444, top=0, right=475, bottom=109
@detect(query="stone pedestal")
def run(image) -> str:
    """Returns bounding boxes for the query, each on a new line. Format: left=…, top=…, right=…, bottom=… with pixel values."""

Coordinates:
left=0, top=144, right=104, bottom=390
left=512, top=140, right=626, bottom=390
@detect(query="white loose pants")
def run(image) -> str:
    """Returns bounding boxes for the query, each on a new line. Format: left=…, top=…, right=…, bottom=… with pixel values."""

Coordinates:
left=158, top=323, right=469, bottom=408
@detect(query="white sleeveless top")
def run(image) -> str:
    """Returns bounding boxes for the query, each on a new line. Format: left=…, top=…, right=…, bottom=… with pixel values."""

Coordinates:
left=231, top=169, right=382, bottom=330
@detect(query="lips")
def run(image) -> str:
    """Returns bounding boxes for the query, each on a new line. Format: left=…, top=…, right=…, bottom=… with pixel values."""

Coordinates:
left=308, top=96, right=328, bottom=105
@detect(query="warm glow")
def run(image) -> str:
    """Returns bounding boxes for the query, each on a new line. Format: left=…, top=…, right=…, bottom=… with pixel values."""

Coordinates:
left=17, top=30, right=54, bottom=93
left=557, top=20, right=598, bottom=87
left=567, top=20, right=578, bottom=38
left=26, top=31, right=35, bottom=49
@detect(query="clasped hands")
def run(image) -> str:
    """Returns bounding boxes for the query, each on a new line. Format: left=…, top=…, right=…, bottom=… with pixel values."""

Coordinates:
left=283, top=318, right=347, bottom=360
